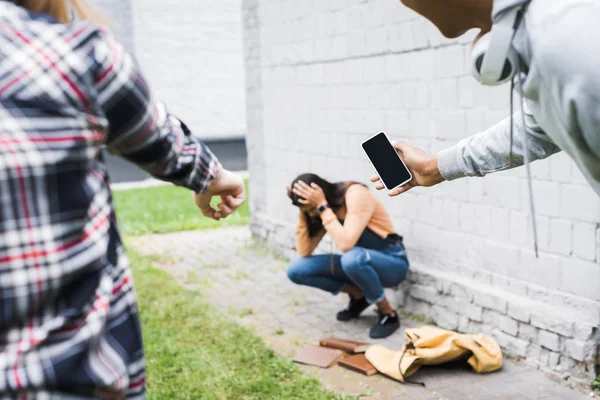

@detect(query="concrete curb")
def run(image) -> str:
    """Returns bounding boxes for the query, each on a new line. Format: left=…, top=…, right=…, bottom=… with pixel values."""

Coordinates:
left=111, top=171, right=250, bottom=191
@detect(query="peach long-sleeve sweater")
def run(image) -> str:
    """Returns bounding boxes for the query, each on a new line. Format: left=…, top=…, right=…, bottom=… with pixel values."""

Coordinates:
left=295, top=184, right=397, bottom=257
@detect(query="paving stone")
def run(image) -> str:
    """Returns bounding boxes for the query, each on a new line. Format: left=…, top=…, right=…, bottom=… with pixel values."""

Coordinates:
left=129, top=227, right=592, bottom=400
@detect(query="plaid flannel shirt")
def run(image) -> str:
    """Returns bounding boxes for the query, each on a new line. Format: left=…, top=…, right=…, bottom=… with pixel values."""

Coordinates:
left=0, top=2, right=222, bottom=398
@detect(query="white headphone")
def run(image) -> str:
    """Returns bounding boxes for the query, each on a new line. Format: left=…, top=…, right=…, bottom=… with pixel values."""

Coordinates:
left=470, top=6, right=525, bottom=86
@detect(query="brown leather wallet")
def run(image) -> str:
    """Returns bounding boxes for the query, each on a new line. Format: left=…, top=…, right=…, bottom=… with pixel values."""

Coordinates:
left=338, top=353, right=378, bottom=376
left=292, top=345, right=345, bottom=368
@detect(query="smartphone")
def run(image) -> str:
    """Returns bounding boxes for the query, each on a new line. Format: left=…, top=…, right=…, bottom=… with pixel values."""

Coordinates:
left=362, top=132, right=412, bottom=191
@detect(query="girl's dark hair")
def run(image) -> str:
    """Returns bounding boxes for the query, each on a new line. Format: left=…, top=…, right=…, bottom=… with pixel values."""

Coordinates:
left=290, top=173, right=363, bottom=237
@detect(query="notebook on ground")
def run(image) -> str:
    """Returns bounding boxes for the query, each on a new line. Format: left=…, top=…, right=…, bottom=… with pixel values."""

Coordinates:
left=292, top=345, right=345, bottom=368
left=319, top=338, right=370, bottom=353
left=338, top=353, right=378, bottom=376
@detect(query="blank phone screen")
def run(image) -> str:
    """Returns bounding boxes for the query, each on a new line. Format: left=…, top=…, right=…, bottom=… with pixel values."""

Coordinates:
left=362, top=132, right=411, bottom=189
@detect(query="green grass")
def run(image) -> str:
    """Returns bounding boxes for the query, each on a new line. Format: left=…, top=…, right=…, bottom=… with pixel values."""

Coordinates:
left=131, top=251, right=350, bottom=400
left=113, top=180, right=250, bottom=236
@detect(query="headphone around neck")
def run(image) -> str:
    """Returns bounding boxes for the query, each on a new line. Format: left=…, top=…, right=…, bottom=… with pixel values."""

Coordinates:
left=470, top=4, right=528, bottom=86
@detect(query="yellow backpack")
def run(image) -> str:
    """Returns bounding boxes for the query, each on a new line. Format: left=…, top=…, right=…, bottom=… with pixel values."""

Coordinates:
left=366, top=325, right=503, bottom=382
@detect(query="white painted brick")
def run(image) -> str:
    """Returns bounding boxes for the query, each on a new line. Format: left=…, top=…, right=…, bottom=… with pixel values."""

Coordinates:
left=530, top=158, right=551, bottom=181
left=509, top=211, right=529, bottom=247
left=483, top=110, right=509, bottom=129
left=483, top=309, right=518, bottom=336
left=482, top=241, right=520, bottom=276
left=458, top=76, right=475, bottom=108
left=517, top=251, right=562, bottom=291
left=531, top=309, right=573, bottom=337
left=331, top=36, right=347, bottom=59
left=467, top=178, right=486, bottom=203
left=535, top=216, right=551, bottom=252
left=416, top=196, right=432, bottom=225
left=413, top=83, right=431, bottom=110
left=315, top=0, right=344, bottom=13
left=411, top=19, right=430, bottom=49
left=389, top=22, right=414, bottom=53
left=559, top=257, right=600, bottom=302
left=431, top=111, right=466, bottom=140
left=433, top=45, right=464, bottom=78
left=564, top=339, right=596, bottom=362
left=296, top=40, right=314, bottom=62
left=409, top=111, right=432, bottom=138
left=386, top=110, right=411, bottom=137
left=365, top=26, right=389, bottom=55
left=432, top=305, right=459, bottom=331
left=527, top=344, right=542, bottom=363
left=441, top=199, right=461, bottom=232
left=342, top=59, right=364, bottom=83
left=473, top=205, right=492, bottom=237
left=507, top=302, right=531, bottom=324
left=598, top=226, right=600, bottom=261
left=519, top=324, right=538, bottom=342
left=573, top=324, right=596, bottom=342
left=459, top=204, right=475, bottom=234
left=572, top=222, right=597, bottom=261
left=473, top=291, right=507, bottom=314
left=571, top=163, right=591, bottom=185
left=246, top=3, right=600, bottom=384
left=458, top=316, right=470, bottom=333
left=429, top=197, right=443, bottom=226
left=347, top=29, right=366, bottom=57
left=538, top=330, right=561, bottom=351
left=410, top=284, right=438, bottom=304
left=448, top=282, right=474, bottom=302
left=489, top=85, right=508, bottom=109
left=549, top=152, right=573, bottom=183
left=493, top=329, right=529, bottom=358
left=362, top=57, right=386, bottom=83
left=385, top=54, right=409, bottom=81
left=560, top=184, right=600, bottom=222
left=389, top=1, right=417, bottom=23
left=490, top=207, right=510, bottom=242
left=546, top=349, right=561, bottom=369
left=431, top=78, right=458, bottom=109
left=486, top=177, right=521, bottom=210
left=532, top=181, right=561, bottom=217
left=323, top=11, right=346, bottom=36
left=426, top=21, right=452, bottom=47
left=445, top=175, right=468, bottom=202
left=406, top=50, right=434, bottom=80
left=365, top=84, right=390, bottom=109
left=548, top=219, right=572, bottom=256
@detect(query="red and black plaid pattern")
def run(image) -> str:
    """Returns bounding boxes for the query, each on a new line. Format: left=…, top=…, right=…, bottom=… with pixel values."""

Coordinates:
left=0, top=2, right=221, bottom=398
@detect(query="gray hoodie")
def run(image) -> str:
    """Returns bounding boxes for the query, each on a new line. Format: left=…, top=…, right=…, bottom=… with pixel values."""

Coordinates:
left=437, top=0, right=600, bottom=196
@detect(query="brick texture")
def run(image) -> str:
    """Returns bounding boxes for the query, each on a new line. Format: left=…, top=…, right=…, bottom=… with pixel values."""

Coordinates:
left=244, top=0, right=600, bottom=384
left=93, top=0, right=248, bottom=140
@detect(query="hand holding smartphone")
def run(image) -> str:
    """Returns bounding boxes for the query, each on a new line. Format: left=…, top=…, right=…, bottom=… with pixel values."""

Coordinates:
left=362, top=132, right=413, bottom=191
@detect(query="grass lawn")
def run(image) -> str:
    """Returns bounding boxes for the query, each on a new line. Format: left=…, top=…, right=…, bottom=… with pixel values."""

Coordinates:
left=113, top=180, right=250, bottom=236
left=131, top=252, right=349, bottom=400
left=116, top=182, right=351, bottom=399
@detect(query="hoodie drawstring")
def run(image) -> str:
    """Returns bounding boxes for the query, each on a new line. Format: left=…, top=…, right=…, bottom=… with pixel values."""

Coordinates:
left=510, top=61, right=539, bottom=258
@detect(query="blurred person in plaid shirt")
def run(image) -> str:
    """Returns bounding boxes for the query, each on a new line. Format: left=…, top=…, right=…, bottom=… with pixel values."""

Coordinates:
left=0, top=0, right=246, bottom=398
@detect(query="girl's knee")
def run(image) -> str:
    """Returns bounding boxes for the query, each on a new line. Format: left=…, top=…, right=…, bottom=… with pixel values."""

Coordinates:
left=340, top=247, right=370, bottom=273
left=286, top=258, right=309, bottom=284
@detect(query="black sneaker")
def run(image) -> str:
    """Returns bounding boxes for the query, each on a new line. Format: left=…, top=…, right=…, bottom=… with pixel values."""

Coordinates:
left=369, top=312, right=400, bottom=339
left=336, top=297, right=370, bottom=321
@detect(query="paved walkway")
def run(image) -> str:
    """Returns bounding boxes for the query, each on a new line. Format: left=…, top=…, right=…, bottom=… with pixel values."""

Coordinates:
left=129, top=227, right=593, bottom=400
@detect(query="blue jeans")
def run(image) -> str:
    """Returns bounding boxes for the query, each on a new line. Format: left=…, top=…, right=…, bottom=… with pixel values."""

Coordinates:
left=287, top=242, right=409, bottom=304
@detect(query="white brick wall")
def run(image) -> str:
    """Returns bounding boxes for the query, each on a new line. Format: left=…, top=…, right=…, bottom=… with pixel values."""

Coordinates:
left=91, top=0, right=247, bottom=140
left=244, top=0, right=600, bottom=382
